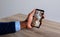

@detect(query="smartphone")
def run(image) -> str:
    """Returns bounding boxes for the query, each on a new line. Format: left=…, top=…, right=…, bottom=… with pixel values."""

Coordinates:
left=32, top=9, right=44, bottom=28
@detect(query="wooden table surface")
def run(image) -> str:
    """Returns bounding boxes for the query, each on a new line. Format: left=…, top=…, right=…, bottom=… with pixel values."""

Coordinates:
left=0, top=14, right=60, bottom=37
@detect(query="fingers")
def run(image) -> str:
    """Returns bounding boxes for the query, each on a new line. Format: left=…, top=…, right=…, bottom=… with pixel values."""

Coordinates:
left=30, top=9, right=36, bottom=15
left=28, top=9, right=36, bottom=17
left=25, top=9, right=36, bottom=22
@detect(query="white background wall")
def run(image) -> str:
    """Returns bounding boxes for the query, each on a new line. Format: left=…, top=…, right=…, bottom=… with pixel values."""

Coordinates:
left=0, top=0, right=60, bottom=22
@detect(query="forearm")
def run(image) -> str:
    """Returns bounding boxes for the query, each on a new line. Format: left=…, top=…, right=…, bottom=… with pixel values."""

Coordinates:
left=0, top=22, right=16, bottom=35
left=0, top=21, right=27, bottom=35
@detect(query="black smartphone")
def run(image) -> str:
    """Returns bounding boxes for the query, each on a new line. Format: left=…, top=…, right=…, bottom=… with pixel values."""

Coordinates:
left=32, top=9, right=44, bottom=28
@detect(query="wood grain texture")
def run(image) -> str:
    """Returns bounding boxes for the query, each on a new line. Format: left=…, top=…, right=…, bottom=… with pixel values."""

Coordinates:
left=0, top=14, right=60, bottom=37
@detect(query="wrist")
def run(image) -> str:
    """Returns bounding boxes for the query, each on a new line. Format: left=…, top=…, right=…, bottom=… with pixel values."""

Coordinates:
left=20, top=21, right=27, bottom=29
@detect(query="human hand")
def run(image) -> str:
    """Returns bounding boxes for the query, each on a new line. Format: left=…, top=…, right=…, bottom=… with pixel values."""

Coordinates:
left=27, top=9, right=36, bottom=29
